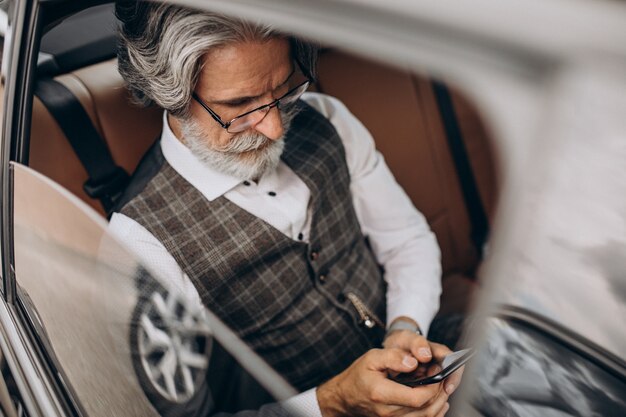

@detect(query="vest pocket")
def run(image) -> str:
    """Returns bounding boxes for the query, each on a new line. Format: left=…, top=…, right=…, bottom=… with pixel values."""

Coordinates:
left=345, top=292, right=385, bottom=329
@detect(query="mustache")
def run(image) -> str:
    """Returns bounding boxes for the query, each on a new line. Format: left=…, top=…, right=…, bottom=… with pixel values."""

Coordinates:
left=182, top=102, right=300, bottom=154
left=213, top=131, right=270, bottom=153
left=223, top=104, right=300, bottom=153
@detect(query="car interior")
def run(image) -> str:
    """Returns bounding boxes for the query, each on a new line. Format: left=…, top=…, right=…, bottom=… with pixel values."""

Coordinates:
left=5, top=1, right=626, bottom=416
left=28, top=4, right=499, bottom=340
left=4, top=3, right=504, bottom=408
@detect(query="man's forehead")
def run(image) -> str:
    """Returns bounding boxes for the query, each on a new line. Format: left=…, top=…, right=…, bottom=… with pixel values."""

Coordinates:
left=196, top=38, right=292, bottom=101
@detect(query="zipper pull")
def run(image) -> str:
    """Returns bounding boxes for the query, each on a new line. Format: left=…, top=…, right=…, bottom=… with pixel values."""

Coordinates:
left=346, top=292, right=384, bottom=329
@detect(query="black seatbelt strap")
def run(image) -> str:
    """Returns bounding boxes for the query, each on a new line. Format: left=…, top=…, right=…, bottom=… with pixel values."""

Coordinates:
left=432, top=81, right=489, bottom=257
left=35, top=78, right=129, bottom=214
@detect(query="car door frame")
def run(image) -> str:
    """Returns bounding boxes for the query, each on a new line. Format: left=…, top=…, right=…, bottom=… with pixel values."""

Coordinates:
left=0, top=0, right=76, bottom=415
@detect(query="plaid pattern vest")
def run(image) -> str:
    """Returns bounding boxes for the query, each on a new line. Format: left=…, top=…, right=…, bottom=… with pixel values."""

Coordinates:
left=119, top=102, right=386, bottom=391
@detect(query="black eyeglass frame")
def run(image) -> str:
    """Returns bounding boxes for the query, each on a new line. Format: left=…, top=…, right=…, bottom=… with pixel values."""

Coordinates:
left=191, top=69, right=311, bottom=133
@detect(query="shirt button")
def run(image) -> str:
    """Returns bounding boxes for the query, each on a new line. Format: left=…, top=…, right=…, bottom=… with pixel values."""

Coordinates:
left=297, top=233, right=304, bottom=241
left=268, top=191, right=277, bottom=197
left=319, top=273, right=327, bottom=283
left=310, top=251, right=319, bottom=261
left=243, top=181, right=251, bottom=186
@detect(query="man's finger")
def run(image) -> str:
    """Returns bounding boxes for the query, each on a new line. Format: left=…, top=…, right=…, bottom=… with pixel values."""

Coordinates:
left=372, top=379, right=445, bottom=408
left=429, top=342, right=453, bottom=361
left=385, top=331, right=434, bottom=363
left=366, top=348, right=419, bottom=374
left=434, top=402, right=450, bottom=417
left=418, top=387, right=449, bottom=416
left=409, top=335, right=433, bottom=363
left=444, top=365, right=465, bottom=395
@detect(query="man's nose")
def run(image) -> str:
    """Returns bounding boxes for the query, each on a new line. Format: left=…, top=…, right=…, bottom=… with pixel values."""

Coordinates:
left=253, top=106, right=284, bottom=140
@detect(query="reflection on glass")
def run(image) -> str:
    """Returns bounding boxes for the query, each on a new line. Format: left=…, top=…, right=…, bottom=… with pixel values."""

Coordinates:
left=469, top=317, right=626, bottom=417
left=12, top=163, right=297, bottom=416
left=485, top=70, right=626, bottom=361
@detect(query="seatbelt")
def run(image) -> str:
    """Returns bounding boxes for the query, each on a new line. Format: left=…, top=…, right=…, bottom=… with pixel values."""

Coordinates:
left=432, top=81, right=489, bottom=257
left=34, top=78, right=129, bottom=214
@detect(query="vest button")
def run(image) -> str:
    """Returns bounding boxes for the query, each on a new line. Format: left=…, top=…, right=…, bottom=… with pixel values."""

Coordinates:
left=337, top=293, right=346, bottom=302
left=310, top=251, right=319, bottom=261
left=319, top=274, right=327, bottom=283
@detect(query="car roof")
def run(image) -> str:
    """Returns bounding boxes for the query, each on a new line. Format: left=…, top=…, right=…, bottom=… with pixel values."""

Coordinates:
left=39, top=3, right=116, bottom=76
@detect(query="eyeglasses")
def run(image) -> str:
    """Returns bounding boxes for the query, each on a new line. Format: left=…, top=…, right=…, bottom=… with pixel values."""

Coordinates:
left=192, top=79, right=310, bottom=134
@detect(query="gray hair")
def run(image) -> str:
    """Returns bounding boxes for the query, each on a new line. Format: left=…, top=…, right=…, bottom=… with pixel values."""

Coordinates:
left=116, top=2, right=318, bottom=118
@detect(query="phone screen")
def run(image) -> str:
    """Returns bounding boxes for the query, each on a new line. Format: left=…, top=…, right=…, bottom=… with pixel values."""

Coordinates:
left=391, top=348, right=474, bottom=387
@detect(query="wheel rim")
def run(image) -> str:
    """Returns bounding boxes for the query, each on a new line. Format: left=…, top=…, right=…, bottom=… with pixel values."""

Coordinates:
left=137, top=289, right=212, bottom=403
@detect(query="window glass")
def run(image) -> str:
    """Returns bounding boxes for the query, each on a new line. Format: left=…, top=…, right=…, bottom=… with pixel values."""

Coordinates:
left=12, top=162, right=296, bottom=416
left=468, top=317, right=626, bottom=416
left=477, top=61, right=626, bottom=361
left=22, top=2, right=495, bottom=416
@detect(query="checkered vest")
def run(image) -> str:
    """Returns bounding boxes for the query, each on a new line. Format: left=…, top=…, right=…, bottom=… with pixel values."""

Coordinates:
left=119, top=102, right=386, bottom=391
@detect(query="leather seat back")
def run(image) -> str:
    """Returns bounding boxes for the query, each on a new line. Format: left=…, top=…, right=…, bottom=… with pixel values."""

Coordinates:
left=29, top=59, right=161, bottom=215
left=316, top=50, right=497, bottom=277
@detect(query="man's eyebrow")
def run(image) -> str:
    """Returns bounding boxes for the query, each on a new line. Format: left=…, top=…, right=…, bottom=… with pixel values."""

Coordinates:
left=211, top=67, right=296, bottom=106
left=212, top=94, right=261, bottom=106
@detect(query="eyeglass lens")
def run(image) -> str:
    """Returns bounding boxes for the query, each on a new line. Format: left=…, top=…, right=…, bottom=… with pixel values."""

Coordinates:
left=227, top=81, right=309, bottom=133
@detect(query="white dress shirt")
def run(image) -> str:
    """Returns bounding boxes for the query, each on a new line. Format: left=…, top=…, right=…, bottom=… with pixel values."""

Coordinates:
left=109, top=92, right=441, bottom=416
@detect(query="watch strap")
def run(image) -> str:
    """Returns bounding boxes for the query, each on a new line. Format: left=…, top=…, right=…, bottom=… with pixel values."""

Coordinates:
left=386, top=319, right=423, bottom=337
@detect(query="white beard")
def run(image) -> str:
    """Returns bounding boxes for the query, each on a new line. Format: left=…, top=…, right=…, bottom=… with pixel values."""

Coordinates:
left=181, top=107, right=297, bottom=180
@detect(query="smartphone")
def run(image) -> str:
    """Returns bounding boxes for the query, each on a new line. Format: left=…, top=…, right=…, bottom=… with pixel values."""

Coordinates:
left=391, top=348, right=474, bottom=387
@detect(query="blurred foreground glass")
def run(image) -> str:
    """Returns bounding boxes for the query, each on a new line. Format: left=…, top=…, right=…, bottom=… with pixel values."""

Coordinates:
left=469, top=315, right=626, bottom=416
left=11, top=163, right=299, bottom=416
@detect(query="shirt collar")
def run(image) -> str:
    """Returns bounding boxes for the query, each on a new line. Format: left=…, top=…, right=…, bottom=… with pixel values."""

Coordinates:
left=159, top=111, right=242, bottom=201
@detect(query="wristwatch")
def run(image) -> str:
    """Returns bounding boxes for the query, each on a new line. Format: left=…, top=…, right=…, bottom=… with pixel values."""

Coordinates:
left=385, top=318, right=423, bottom=339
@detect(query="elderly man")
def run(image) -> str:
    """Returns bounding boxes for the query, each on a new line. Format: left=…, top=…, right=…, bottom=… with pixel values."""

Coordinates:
left=110, top=1, right=461, bottom=416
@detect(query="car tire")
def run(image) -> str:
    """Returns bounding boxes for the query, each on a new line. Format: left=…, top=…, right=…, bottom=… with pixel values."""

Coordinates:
left=129, top=269, right=214, bottom=417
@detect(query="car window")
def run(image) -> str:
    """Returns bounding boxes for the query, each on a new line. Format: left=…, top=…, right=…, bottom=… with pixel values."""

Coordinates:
left=9, top=0, right=625, bottom=416
left=11, top=162, right=297, bottom=416
left=15, top=1, right=497, bottom=415
left=477, top=67, right=626, bottom=361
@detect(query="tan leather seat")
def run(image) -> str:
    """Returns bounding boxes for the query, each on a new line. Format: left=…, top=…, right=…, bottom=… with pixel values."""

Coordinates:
left=316, top=50, right=497, bottom=281
left=29, top=52, right=498, bottom=313
left=29, top=59, right=162, bottom=215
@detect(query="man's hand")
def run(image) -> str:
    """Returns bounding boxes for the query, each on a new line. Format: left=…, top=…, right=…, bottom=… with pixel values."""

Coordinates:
left=316, top=348, right=450, bottom=417
left=383, top=330, right=463, bottom=397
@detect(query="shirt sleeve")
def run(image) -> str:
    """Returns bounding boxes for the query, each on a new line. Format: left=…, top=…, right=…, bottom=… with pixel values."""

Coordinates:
left=108, top=213, right=325, bottom=416
left=281, top=388, right=323, bottom=417
left=302, top=93, right=442, bottom=335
